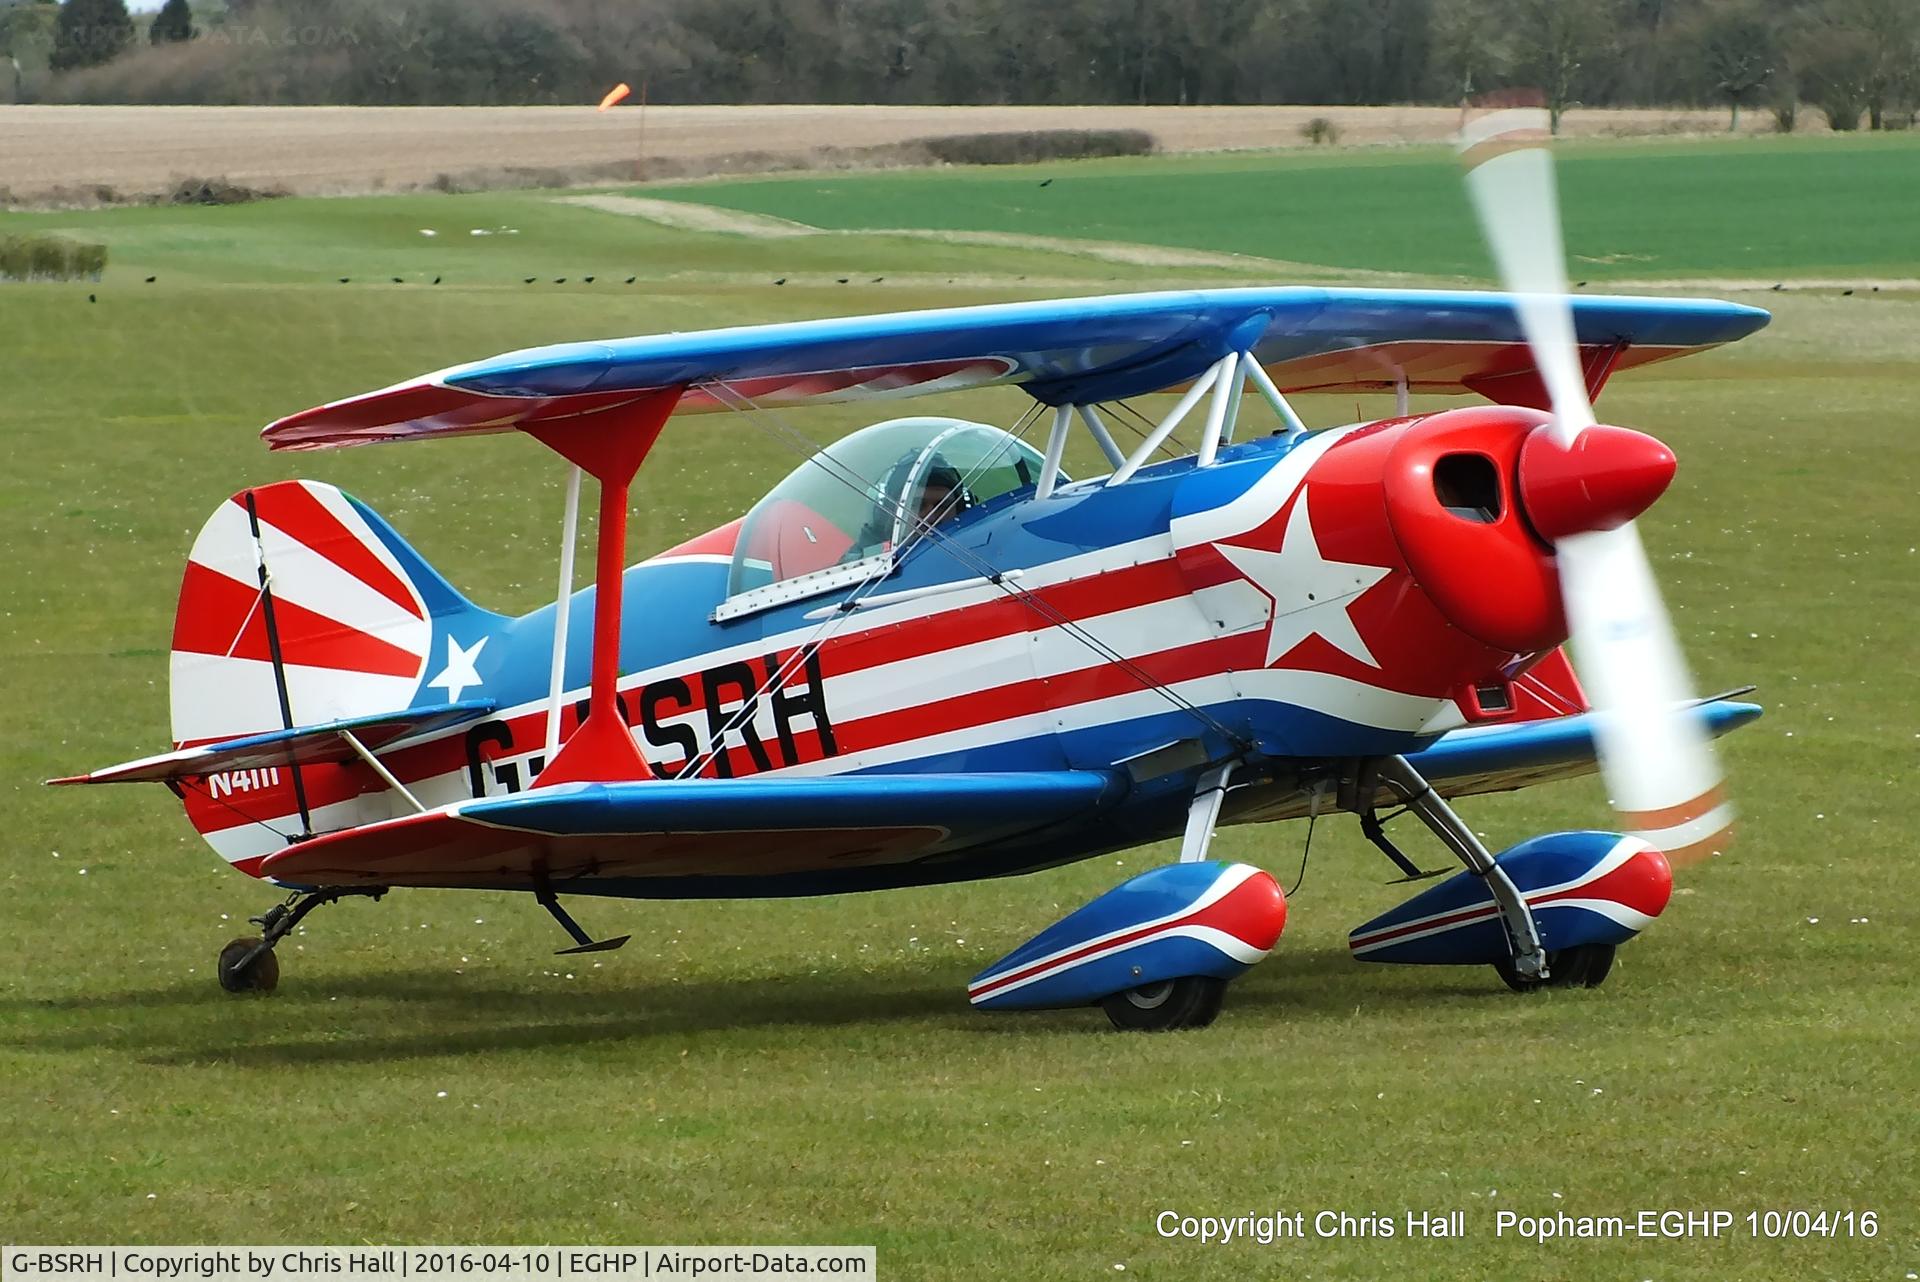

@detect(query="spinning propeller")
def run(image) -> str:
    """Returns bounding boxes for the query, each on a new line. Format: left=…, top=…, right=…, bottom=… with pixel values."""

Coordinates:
left=1458, top=106, right=1734, bottom=866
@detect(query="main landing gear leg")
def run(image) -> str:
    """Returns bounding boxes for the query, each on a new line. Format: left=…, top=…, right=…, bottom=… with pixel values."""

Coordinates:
left=1176, top=761, right=1236, bottom=863
left=1104, top=762, right=1241, bottom=1031
left=218, top=886, right=387, bottom=994
left=1351, top=756, right=1550, bottom=983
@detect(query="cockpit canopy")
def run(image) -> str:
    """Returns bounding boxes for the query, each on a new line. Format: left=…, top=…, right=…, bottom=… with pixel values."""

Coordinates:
left=728, top=417, right=1056, bottom=597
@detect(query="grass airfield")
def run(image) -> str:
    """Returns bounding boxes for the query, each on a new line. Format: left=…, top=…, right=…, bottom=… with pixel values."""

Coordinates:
left=2, top=138, right=1917, bottom=1280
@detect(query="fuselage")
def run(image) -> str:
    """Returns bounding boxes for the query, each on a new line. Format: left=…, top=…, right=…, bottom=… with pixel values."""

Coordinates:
left=186, top=406, right=1580, bottom=889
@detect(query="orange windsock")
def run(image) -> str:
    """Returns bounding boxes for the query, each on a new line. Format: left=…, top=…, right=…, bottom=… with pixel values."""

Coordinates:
left=597, top=83, right=632, bottom=112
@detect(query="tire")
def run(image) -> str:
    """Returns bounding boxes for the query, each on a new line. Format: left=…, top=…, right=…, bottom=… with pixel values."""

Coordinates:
left=1101, top=976, right=1229, bottom=1031
left=218, top=936, right=280, bottom=994
left=1494, top=943, right=1616, bottom=993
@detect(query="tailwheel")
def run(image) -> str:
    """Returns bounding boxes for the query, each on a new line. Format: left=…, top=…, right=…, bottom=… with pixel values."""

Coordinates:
left=213, top=885, right=386, bottom=996
left=217, top=936, right=280, bottom=993
left=1101, top=976, right=1228, bottom=1032
left=1494, top=942, right=1617, bottom=993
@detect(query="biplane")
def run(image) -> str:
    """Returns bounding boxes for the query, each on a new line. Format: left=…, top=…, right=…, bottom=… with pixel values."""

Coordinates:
left=54, top=110, right=1767, bottom=1029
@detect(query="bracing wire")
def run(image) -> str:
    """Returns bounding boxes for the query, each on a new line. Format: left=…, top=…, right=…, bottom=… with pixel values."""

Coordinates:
left=1108, top=398, right=1186, bottom=460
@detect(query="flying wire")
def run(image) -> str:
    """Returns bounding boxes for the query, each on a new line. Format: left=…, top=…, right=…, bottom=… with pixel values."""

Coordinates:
left=1107, top=398, right=1186, bottom=460
left=181, top=777, right=301, bottom=844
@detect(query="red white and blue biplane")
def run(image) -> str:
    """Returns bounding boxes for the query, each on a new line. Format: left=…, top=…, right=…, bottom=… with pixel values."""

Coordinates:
left=55, top=111, right=1767, bottom=1029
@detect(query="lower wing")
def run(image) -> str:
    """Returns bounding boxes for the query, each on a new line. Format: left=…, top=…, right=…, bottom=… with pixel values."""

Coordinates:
left=258, top=770, right=1124, bottom=889
left=1229, top=693, right=1762, bottom=824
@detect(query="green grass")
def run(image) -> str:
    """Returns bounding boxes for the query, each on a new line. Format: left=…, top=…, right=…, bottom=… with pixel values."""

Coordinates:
left=0, top=189, right=1200, bottom=290
left=3, top=154, right=1918, bottom=1281
left=645, top=133, right=1920, bottom=281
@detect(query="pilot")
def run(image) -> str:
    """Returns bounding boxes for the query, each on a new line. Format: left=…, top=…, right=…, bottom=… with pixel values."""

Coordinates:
left=846, top=453, right=972, bottom=561
left=912, top=459, right=969, bottom=531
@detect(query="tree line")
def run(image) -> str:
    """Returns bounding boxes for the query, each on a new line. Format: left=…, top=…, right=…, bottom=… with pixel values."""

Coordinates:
left=2, top=0, right=1915, bottom=131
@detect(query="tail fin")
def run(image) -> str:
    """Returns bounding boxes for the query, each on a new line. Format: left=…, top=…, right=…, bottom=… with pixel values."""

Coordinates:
left=170, top=479, right=485, bottom=750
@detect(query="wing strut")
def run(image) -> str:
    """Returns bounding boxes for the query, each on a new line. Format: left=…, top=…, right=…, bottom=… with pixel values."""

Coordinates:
left=521, top=387, right=685, bottom=785
left=543, top=465, right=584, bottom=760
left=1242, top=356, right=1309, bottom=440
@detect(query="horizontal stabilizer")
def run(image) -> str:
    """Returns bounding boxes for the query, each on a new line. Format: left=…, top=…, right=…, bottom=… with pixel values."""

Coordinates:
left=260, top=770, right=1125, bottom=889
left=48, top=701, right=495, bottom=787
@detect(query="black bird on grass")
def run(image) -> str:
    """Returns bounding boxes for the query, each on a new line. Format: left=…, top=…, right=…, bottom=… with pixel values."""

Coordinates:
left=1039, top=178, right=1053, bottom=188
left=391, top=276, right=403, bottom=284
left=584, top=275, right=595, bottom=283
left=432, top=276, right=441, bottom=285
left=774, top=277, right=786, bottom=285
left=625, top=276, right=636, bottom=284
left=555, top=277, right=567, bottom=284
left=524, top=277, right=536, bottom=284
left=1842, top=288, right=1854, bottom=296
left=836, top=277, right=849, bottom=284
left=339, top=277, right=351, bottom=284
left=87, top=294, right=96, bottom=303
left=144, top=275, right=156, bottom=283
left=871, top=276, right=884, bottom=282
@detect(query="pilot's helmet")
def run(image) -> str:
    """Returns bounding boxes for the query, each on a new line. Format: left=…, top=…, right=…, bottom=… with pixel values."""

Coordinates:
left=916, top=457, right=972, bottom=514
left=874, top=449, right=973, bottom=522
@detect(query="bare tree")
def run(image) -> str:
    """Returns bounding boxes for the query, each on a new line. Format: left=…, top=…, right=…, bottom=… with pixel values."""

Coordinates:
left=1691, top=0, right=1778, bottom=131
left=1830, top=0, right=1918, bottom=129
left=35, top=0, right=1913, bottom=116
left=1795, top=19, right=1874, bottom=129
left=1504, top=0, right=1618, bottom=132
left=1429, top=0, right=1510, bottom=101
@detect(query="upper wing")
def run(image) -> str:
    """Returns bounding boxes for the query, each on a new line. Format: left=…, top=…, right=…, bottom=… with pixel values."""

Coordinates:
left=258, top=769, right=1124, bottom=889
left=263, top=287, right=1769, bottom=450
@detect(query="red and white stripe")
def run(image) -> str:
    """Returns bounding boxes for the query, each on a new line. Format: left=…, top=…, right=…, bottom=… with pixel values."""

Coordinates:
left=170, top=480, right=430, bottom=747
left=1347, top=835, right=1671, bottom=957
left=967, top=864, right=1285, bottom=1005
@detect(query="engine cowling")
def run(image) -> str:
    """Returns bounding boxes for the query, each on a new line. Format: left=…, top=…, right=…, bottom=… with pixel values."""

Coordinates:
left=1378, top=405, right=1676, bottom=655
left=1380, top=405, right=1566, bottom=653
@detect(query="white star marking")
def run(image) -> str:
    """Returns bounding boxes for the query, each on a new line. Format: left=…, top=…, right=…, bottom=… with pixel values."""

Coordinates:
left=1216, top=491, right=1391, bottom=669
left=426, top=635, right=489, bottom=703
